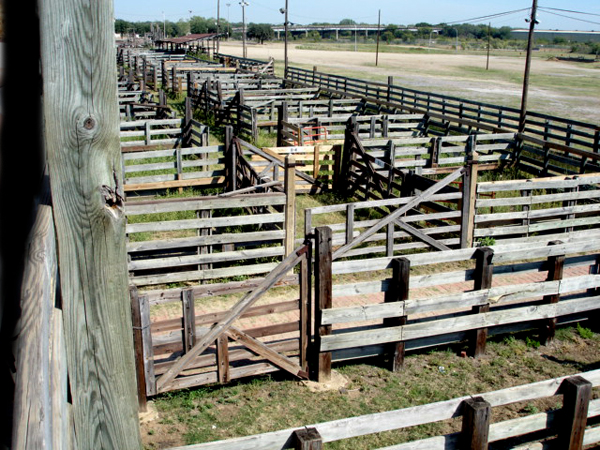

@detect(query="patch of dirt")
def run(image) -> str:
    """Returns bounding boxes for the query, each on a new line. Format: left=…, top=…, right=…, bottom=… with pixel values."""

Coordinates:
left=299, top=369, right=350, bottom=393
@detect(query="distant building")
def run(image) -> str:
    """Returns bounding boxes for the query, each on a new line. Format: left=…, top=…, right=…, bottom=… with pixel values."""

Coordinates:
left=510, top=29, right=600, bottom=43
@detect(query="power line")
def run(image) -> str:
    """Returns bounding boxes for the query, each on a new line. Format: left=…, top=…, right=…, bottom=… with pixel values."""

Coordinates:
left=445, top=8, right=531, bottom=26
left=538, top=8, right=600, bottom=27
left=539, top=7, right=600, bottom=18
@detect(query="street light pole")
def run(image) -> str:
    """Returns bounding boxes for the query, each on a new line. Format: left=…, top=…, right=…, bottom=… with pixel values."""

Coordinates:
left=280, top=1, right=289, bottom=76
left=216, top=0, right=220, bottom=54
left=519, top=0, right=538, bottom=133
left=240, top=1, right=249, bottom=58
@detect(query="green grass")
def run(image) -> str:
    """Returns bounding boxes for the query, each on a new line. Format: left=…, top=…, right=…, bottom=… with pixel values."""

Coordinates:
left=143, top=324, right=600, bottom=449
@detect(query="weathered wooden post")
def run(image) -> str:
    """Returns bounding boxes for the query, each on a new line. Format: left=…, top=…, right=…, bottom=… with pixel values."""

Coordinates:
left=460, top=397, right=491, bottom=450
left=40, top=0, right=142, bottom=447
left=383, top=258, right=410, bottom=371
left=469, top=247, right=494, bottom=358
left=460, top=136, right=479, bottom=248
left=284, top=156, right=297, bottom=258
left=314, top=226, right=333, bottom=382
left=559, top=376, right=592, bottom=450
left=293, top=428, right=323, bottom=450
left=541, top=241, right=565, bottom=345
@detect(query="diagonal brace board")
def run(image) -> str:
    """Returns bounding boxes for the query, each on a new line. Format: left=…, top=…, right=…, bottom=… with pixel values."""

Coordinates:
left=333, top=167, right=465, bottom=260
left=394, top=219, right=451, bottom=252
left=226, top=326, right=308, bottom=379
left=156, top=245, right=309, bottom=393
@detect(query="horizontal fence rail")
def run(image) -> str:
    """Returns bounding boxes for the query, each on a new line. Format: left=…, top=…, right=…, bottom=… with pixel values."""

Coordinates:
left=163, top=369, right=600, bottom=450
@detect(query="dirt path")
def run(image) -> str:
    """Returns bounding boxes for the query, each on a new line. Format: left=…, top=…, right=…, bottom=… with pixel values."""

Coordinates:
left=219, top=41, right=600, bottom=124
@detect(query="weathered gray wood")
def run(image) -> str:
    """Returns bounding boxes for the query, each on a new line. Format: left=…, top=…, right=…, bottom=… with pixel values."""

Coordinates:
left=41, top=0, right=141, bottom=446
left=332, top=167, right=465, bottom=259
left=12, top=199, right=63, bottom=448
left=226, top=326, right=307, bottom=378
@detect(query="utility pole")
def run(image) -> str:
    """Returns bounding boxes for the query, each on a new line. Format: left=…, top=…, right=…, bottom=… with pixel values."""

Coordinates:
left=520, top=0, right=538, bottom=133
left=216, top=0, right=221, bottom=54
left=486, top=22, right=491, bottom=70
left=375, top=9, right=381, bottom=66
left=240, top=0, right=249, bottom=58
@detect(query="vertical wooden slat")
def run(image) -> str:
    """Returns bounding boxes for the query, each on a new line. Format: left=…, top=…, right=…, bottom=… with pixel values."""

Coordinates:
left=559, top=376, right=592, bottom=450
left=314, top=227, right=333, bottom=382
left=460, top=138, right=478, bottom=249
left=345, top=204, right=355, bottom=245
left=40, top=0, right=142, bottom=446
left=182, top=289, right=196, bottom=352
left=130, top=286, right=148, bottom=412
left=284, top=156, right=297, bottom=258
left=383, top=258, right=409, bottom=371
left=299, top=242, right=312, bottom=373
left=470, top=247, right=494, bottom=358
left=216, top=335, right=230, bottom=384
left=460, top=397, right=491, bottom=450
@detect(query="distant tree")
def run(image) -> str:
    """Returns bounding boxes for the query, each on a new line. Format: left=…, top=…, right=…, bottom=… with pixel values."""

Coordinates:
left=382, top=31, right=395, bottom=43
left=174, top=19, right=190, bottom=36
left=339, top=19, right=357, bottom=25
left=247, top=23, right=274, bottom=44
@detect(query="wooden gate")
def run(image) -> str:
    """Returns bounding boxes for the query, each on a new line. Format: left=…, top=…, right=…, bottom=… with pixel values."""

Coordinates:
left=131, top=243, right=312, bottom=401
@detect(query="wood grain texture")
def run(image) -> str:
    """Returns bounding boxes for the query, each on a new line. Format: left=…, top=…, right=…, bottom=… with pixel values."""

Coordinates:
left=40, top=0, right=141, bottom=447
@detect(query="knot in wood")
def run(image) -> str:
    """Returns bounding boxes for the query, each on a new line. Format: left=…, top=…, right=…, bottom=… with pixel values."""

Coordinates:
left=83, top=117, right=95, bottom=130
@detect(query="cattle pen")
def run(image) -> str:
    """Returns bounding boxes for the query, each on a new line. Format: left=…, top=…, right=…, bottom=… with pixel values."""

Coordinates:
left=5, top=2, right=600, bottom=449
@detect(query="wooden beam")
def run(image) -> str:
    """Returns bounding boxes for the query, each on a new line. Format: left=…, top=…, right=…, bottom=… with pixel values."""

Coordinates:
left=40, top=0, right=142, bottom=446
left=226, top=326, right=308, bottom=379
left=314, top=227, right=333, bottom=382
left=460, top=397, right=491, bottom=450
left=293, top=428, right=323, bottom=450
left=383, top=258, right=409, bottom=371
left=559, top=376, right=592, bottom=450
left=470, top=247, right=494, bottom=358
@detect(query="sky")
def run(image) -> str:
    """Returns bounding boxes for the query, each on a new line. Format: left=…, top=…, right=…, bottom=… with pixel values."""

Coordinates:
left=113, top=0, right=600, bottom=31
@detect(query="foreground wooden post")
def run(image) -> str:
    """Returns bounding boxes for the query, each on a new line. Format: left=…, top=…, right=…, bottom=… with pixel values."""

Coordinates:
left=40, top=0, right=142, bottom=447
left=293, top=428, right=323, bottom=450
left=460, top=397, right=491, bottom=450
left=314, top=227, right=333, bottom=382
left=470, top=247, right=494, bottom=358
left=559, top=376, right=592, bottom=450
left=542, top=240, right=565, bottom=345
left=383, top=258, right=410, bottom=371
left=299, top=240, right=312, bottom=373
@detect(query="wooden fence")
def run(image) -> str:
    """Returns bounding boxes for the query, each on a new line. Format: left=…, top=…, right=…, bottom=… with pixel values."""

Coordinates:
left=162, top=369, right=600, bottom=450
left=233, top=137, right=332, bottom=194
left=214, top=52, right=276, bottom=75
left=125, top=192, right=289, bottom=287
left=473, top=172, right=600, bottom=243
left=130, top=242, right=311, bottom=399
left=279, top=113, right=427, bottom=146
left=285, top=66, right=600, bottom=155
left=120, top=116, right=209, bottom=149
left=311, top=226, right=600, bottom=379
